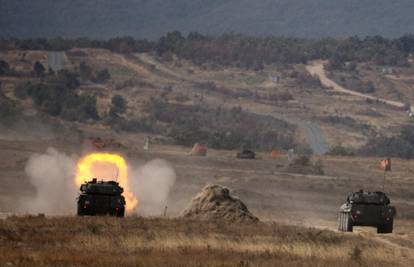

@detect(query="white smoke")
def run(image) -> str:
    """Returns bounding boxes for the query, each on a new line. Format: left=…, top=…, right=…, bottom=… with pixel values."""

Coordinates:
left=21, top=148, right=176, bottom=216
left=130, top=159, right=176, bottom=216
left=21, top=148, right=77, bottom=214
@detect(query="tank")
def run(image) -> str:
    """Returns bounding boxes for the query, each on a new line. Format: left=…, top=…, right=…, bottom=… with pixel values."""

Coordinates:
left=237, top=150, right=256, bottom=159
left=338, top=190, right=396, bottom=233
left=77, top=178, right=126, bottom=217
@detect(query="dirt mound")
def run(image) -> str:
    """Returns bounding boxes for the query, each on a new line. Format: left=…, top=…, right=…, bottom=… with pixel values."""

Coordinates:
left=182, top=184, right=259, bottom=223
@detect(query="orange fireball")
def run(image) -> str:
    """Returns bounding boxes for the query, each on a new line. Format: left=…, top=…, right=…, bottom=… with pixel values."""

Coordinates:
left=75, top=153, right=138, bottom=212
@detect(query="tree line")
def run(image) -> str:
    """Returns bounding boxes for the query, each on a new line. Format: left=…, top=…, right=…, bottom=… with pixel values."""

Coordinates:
left=2, top=33, right=414, bottom=69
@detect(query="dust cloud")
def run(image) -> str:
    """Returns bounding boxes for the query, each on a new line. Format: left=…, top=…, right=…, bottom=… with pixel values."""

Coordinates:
left=21, top=148, right=176, bottom=216
left=130, top=159, right=176, bottom=216
left=21, top=148, right=77, bottom=214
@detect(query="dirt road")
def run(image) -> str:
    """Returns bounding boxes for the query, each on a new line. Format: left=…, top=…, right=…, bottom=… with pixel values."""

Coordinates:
left=48, top=51, right=65, bottom=71
left=306, top=61, right=413, bottom=112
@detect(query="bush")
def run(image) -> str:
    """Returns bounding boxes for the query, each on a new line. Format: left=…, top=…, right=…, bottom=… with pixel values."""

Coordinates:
left=0, top=60, right=10, bottom=75
left=0, top=97, right=19, bottom=122
left=143, top=99, right=297, bottom=150
left=79, top=61, right=93, bottom=81
left=24, top=71, right=99, bottom=122
left=360, top=125, right=414, bottom=158
left=93, top=69, right=111, bottom=83
left=109, top=95, right=127, bottom=117
left=328, top=145, right=355, bottom=156
left=14, top=84, right=29, bottom=99
left=33, top=61, right=45, bottom=76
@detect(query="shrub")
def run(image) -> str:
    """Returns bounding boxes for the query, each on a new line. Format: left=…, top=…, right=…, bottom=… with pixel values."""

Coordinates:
left=33, top=61, right=45, bottom=76
left=14, top=84, right=29, bottom=99
left=93, top=69, right=111, bottom=83
left=359, top=125, right=414, bottom=158
left=109, top=95, right=127, bottom=117
left=24, top=71, right=99, bottom=122
left=144, top=99, right=297, bottom=150
left=0, top=60, right=10, bottom=75
left=328, top=145, right=355, bottom=156
left=0, top=97, right=19, bottom=122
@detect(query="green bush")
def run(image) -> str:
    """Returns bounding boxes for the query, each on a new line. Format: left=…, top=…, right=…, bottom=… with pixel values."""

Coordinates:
left=144, top=99, right=297, bottom=150
left=93, top=69, right=111, bottom=83
left=0, top=95, right=20, bottom=123
left=360, top=125, right=414, bottom=158
left=328, top=145, right=355, bottom=156
left=109, top=95, right=127, bottom=117
left=25, top=71, right=99, bottom=122
left=0, top=60, right=10, bottom=75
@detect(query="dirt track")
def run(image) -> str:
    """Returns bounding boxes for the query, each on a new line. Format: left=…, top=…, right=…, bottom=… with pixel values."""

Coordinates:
left=306, top=61, right=413, bottom=112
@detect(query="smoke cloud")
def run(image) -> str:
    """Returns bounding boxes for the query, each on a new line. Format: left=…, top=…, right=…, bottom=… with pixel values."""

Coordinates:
left=21, top=148, right=77, bottom=214
left=21, top=148, right=176, bottom=216
left=130, top=159, right=176, bottom=216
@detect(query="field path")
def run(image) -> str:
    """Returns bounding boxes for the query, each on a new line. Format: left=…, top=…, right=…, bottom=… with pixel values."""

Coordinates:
left=306, top=61, right=413, bottom=112
left=48, top=51, right=65, bottom=71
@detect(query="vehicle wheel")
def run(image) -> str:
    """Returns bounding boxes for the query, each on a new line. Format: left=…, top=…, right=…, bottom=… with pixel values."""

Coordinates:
left=345, top=214, right=353, bottom=232
left=77, top=205, right=85, bottom=216
left=116, top=208, right=125, bottom=218
left=378, top=219, right=393, bottom=234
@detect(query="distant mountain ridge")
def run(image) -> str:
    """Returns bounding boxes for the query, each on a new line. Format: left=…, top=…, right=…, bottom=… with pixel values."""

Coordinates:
left=1, top=0, right=414, bottom=39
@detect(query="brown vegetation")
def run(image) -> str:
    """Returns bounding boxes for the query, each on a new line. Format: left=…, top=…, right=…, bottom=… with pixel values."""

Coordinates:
left=0, top=215, right=403, bottom=267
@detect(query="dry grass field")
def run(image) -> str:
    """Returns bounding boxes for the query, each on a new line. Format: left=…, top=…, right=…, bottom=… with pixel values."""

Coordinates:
left=1, top=137, right=414, bottom=266
left=0, top=216, right=412, bottom=267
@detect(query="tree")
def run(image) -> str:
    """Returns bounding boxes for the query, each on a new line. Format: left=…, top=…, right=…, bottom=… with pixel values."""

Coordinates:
left=109, top=95, right=127, bottom=117
left=156, top=31, right=185, bottom=55
left=79, top=61, right=93, bottom=81
left=33, top=61, right=45, bottom=76
left=0, top=97, right=18, bottom=121
left=0, top=60, right=10, bottom=75
left=93, top=69, right=111, bottom=83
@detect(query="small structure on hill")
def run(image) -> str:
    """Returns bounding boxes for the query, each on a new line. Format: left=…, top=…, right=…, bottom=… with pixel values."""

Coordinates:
left=189, top=143, right=207, bottom=156
left=182, top=184, right=259, bottom=223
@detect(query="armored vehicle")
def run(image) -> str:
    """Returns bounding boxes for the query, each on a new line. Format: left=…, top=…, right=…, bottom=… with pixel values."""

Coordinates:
left=237, top=150, right=256, bottom=159
left=77, top=178, right=125, bottom=217
left=338, top=190, right=396, bottom=233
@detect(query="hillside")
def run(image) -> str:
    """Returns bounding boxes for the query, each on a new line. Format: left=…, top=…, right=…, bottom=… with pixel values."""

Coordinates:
left=2, top=0, right=414, bottom=38
left=2, top=45, right=414, bottom=154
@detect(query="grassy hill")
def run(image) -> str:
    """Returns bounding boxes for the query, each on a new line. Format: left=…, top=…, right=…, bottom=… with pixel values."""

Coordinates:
left=2, top=0, right=414, bottom=38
